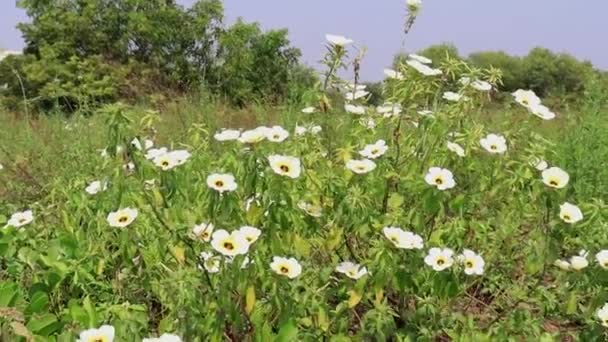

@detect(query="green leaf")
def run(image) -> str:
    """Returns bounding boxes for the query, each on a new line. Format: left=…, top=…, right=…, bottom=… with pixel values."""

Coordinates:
left=275, top=319, right=298, bottom=342
left=83, top=296, right=98, bottom=327
left=26, top=313, right=60, bottom=336
left=0, top=282, right=19, bottom=307
left=26, top=292, right=49, bottom=315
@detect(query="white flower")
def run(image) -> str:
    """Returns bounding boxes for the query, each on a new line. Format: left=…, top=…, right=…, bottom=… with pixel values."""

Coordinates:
left=310, top=125, right=322, bottom=134
left=542, top=167, right=569, bottom=189
left=570, top=250, right=589, bottom=271
left=123, top=162, right=136, bottom=172
left=239, top=127, right=270, bottom=144
left=406, top=59, right=442, bottom=76
left=270, top=256, right=302, bottom=279
left=297, top=201, right=323, bottom=218
left=512, top=89, right=541, bottom=108
left=553, top=259, right=571, bottom=270
left=382, top=227, right=424, bottom=250
left=336, top=261, right=368, bottom=280
left=597, top=303, right=608, bottom=327
left=238, top=226, right=262, bottom=244
left=424, top=167, right=456, bottom=190
left=480, top=134, right=507, bottom=154
left=268, top=155, right=302, bottom=179
left=145, top=147, right=168, bottom=160
left=325, top=34, right=353, bottom=46
left=143, top=333, right=182, bottom=342
left=359, top=140, right=388, bottom=159
left=529, top=104, right=556, bottom=120
left=345, top=104, right=366, bottom=115
left=191, top=223, right=214, bottom=242
left=417, top=110, right=433, bottom=117
left=0, top=50, right=21, bottom=62
left=447, top=141, right=465, bottom=157
left=458, top=249, right=485, bottom=275
left=210, top=229, right=250, bottom=256
left=7, top=210, right=34, bottom=228
left=345, top=83, right=367, bottom=91
left=345, top=90, right=369, bottom=101
left=295, top=125, right=307, bottom=136
left=214, top=129, right=241, bottom=141
left=595, top=250, right=608, bottom=269
left=531, top=158, right=548, bottom=171
left=471, top=80, right=492, bottom=91
left=384, top=68, right=404, bottom=80
left=77, top=325, right=115, bottom=342
left=200, top=252, right=220, bottom=273
left=167, top=150, right=191, bottom=166
left=153, top=153, right=179, bottom=171
left=266, top=126, right=290, bottom=142
left=107, top=208, right=138, bottom=228
left=442, top=91, right=464, bottom=102
left=131, top=138, right=144, bottom=151
left=346, top=159, right=376, bottom=174
left=377, top=103, right=402, bottom=118
left=408, top=53, right=431, bottom=64
left=301, top=107, right=316, bottom=114
left=559, top=202, right=583, bottom=224
left=85, top=180, right=108, bottom=195
left=0, top=163, right=3, bottom=171
left=364, top=118, right=376, bottom=129
left=207, top=173, right=238, bottom=193
left=424, top=248, right=455, bottom=271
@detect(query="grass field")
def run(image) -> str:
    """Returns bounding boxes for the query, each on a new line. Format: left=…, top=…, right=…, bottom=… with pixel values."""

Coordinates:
left=2, top=47, right=608, bottom=341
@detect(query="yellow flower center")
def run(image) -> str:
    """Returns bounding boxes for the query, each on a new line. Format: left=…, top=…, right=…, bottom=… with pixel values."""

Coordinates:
left=273, top=134, right=280, bottom=140
left=88, top=336, right=107, bottom=342
left=389, top=236, right=399, bottom=244
left=522, top=99, right=529, bottom=106
left=372, top=148, right=379, bottom=154
left=280, top=164, right=290, bottom=173
left=161, top=161, right=169, bottom=167
left=603, top=261, right=608, bottom=268
left=18, top=218, right=26, bottom=224
left=347, top=270, right=357, bottom=277
left=490, top=145, right=497, bottom=150
left=356, top=166, right=365, bottom=171
left=223, top=242, right=234, bottom=251
left=280, top=266, right=290, bottom=274
left=215, top=180, right=224, bottom=187
left=549, top=179, right=558, bottom=186
left=435, top=177, right=443, bottom=185
left=563, top=214, right=571, bottom=221
left=118, top=216, right=128, bottom=223
left=465, top=260, right=474, bottom=268
left=436, top=257, right=445, bottom=266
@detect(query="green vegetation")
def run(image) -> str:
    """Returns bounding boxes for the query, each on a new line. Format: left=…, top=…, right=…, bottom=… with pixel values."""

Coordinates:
left=1, top=1, right=608, bottom=341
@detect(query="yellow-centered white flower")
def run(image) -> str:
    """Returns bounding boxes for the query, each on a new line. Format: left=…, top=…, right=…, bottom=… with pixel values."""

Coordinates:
left=270, top=256, right=302, bottom=279
left=424, top=167, right=456, bottom=190
left=210, top=229, right=249, bottom=256
left=268, top=155, right=301, bottom=178
left=107, top=208, right=138, bottom=228
left=559, top=202, right=583, bottom=224
left=458, top=249, right=485, bottom=275
left=443, top=91, right=464, bottom=102
left=207, top=173, right=238, bottom=193
left=238, top=226, right=262, bottom=244
left=199, top=251, right=220, bottom=273
left=345, top=90, right=369, bottom=101
left=569, top=250, right=589, bottom=271
left=384, top=68, right=404, bottom=80
left=266, top=126, right=290, bottom=142
left=480, top=134, right=507, bottom=154
left=7, top=210, right=34, bottom=228
left=512, top=89, right=541, bottom=108
left=425, top=248, right=455, bottom=271
left=382, top=227, right=424, bottom=250
left=359, top=140, right=388, bottom=159
left=239, top=127, right=270, bottom=144
left=77, top=325, right=115, bottom=342
left=406, top=59, right=442, bottom=76
left=595, top=250, right=608, bottom=269
left=191, top=223, right=214, bottom=242
left=346, top=159, right=376, bottom=174
left=529, top=104, right=556, bottom=120
left=542, top=167, right=569, bottom=189
left=336, top=261, right=368, bottom=280
left=408, top=53, right=431, bottom=64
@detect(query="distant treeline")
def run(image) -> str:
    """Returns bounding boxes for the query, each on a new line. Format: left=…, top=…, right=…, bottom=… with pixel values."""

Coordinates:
left=0, top=0, right=606, bottom=114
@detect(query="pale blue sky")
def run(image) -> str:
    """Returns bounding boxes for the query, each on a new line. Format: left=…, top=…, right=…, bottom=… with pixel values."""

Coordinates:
left=1, top=1, right=606, bottom=80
